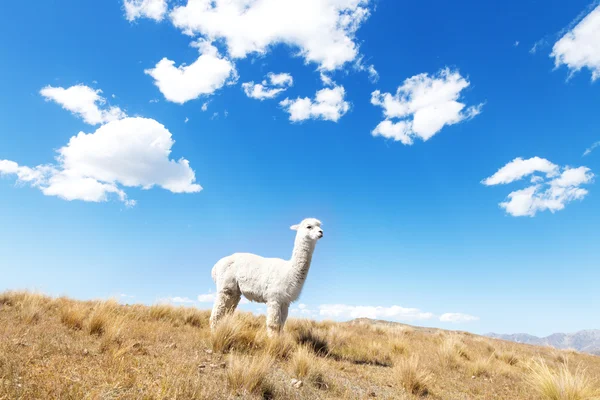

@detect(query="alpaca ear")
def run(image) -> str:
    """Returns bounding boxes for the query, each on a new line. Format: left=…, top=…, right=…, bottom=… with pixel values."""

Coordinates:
left=290, top=224, right=299, bottom=231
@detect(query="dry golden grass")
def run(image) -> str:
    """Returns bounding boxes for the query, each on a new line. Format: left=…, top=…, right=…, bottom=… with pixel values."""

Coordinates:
left=1, top=290, right=600, bottom=399
left=210, top=313, right=258, bottom=353
left=395, top=355, right=432, bottom=396
left=226, top=353, right=274, bottom=397
left=527, top=358, right=599, bottom=400
left=437, top=335, right=469, bottom=369
left=469, top=355, right=493, bottom=378
left=262, top=332, right=296, bottom=359
left=496, top=349, right=520, bottom=366
left=60, top=304, right=86, bottom=330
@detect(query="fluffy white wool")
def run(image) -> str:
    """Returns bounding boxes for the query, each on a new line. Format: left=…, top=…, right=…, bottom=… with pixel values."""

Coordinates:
left=210, top=218, right=323, bottom=335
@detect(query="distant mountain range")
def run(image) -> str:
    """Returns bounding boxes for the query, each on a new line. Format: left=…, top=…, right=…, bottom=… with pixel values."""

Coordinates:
left=486, top=330, right=600, bottom=355
left=349, top=318, right=600, bottom=356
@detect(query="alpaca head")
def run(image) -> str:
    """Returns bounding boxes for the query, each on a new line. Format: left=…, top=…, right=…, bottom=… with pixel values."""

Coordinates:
left=290, top=218, right=323, bottom=241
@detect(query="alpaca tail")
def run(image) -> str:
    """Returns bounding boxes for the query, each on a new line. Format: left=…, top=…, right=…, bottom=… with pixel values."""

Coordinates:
left=211, top=256, right=228, bottom=282
left=211, top=263, right=218, bottom=282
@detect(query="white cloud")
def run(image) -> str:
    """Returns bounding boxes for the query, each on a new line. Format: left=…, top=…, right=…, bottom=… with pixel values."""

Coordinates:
left=290, top=303, right=318, bottom=317
left=184, top=117, right=189, bottom=123
left=201, top=101, right=209, bottom=111
left=483, top=157, right=594, bottom=217
left=0, top=117, right=202, bottom=205
left=482, top=157, right=559, bottom=186
left=371, top=68, right=483, bottom=144
left=280, top=85, right=349, bottom=122
left=242, top=72, right=294, bottom=100
left=367, top=65, right=379, bottom=82
left=318, top=304, right=434, bottom=321
left=124, top=0, right=168, bottom=22
left=40, top=85, right=126, bottom=125
left=145, top=40, right=237, bottom=104
left=197, top=292, right=248, bottom=304
left=169, top=0, right=372, bottom=71
left=197, top=293, right=215, bottom=302
left=170, top=296, right=195, bottom=303
left=584, top=141, right=600, bottom=156
left=551, top=5, right=600, bottom=81
left=439, top=313, right=479, bottom=323
left=354, top=58, right=379, bottom=82
left=319, top=72, right=334, bottom=86
left=268, top=72, right=293, bottom=87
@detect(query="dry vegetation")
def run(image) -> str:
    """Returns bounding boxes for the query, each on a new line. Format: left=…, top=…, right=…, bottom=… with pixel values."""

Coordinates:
left=1, top=291, right=600, bottom=399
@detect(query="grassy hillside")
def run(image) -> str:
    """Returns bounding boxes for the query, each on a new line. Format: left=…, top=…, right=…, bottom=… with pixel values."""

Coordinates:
left=1, top=291, right=599, bottom=399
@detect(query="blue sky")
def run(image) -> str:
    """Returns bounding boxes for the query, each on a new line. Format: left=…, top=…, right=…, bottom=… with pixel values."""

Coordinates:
left=1, top=0, right=599, bottom=336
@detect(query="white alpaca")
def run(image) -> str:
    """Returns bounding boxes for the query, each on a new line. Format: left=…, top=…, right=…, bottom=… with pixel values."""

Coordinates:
left=210, top=218, right=323, bottom=336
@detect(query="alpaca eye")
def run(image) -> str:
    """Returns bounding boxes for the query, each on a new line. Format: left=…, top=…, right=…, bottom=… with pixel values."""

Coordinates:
left=307, top=226, right=312, bottom=229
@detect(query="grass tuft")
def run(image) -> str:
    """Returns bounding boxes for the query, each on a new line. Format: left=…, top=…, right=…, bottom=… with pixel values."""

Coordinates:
left=527, top=358, right=598, bottom=400
left=469, top=356, right=493, bottom=378
left=438, top=336, right=469, bottom=369
left=226, top=353, right=274, bottom=397
left=210, top=314, right=257, bottom=353
left=496, top=350, right=520, bottom=366
left=395, top=355, right=432, bottom=396
left=293, top=323, right=329, bottom=356
left=60, top=305, right=86, bottom=330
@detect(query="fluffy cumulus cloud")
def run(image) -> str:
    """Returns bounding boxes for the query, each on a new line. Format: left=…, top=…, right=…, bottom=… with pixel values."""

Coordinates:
left=439, top=313, right=479, bottom=323
left=481, top=157, right=559, bottom=186
left=124, top=0, right=168, bottom=21
left=318, top=304, right=434, bottom=321
left=483, top=157, right=594, bottom=217
left=280, top=85, right=349, bottom=122
left=370, top=68, right=483, bottom=145
left=40, top=85, right=126, bottom=125
left=0, top=117, right=202, bottom=205
left=242, top=72, right=293, bottom=100
left=145, top=40, right=237, bottom=104
left=551, top=5, right=600, bottom=81
left=169, top=0, right=372, bottom=71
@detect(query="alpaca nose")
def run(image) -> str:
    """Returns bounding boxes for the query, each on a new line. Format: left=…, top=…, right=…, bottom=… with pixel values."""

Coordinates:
left=318, top=230, right=323, bottom=238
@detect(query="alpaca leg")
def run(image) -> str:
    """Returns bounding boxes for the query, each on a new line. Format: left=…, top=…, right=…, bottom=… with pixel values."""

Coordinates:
left=279, top=303, right=289, bottom=330
left=210, top=289, right=241, bottom=330
left=266, top=302, right=282, bottom=337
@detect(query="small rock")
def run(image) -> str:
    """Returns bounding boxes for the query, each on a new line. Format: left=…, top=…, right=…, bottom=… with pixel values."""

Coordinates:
left=205, top=349, right=213, bottom=355
left=198, top=364, right=206, bottom=369
left=219, top=362, right=227, bottom=368
left=291, top=379, right=303, bottom=388
left=369, top=391, right=377, bottom=397
left=165, top=343, right=176, bottom=349
left=83, top=349, right=89, bottom=355
left=471, top=376, right=476, bottom=379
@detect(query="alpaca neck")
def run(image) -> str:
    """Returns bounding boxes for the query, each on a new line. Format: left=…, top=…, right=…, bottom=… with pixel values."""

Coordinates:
left=289, top=236, right=315, bottom=283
